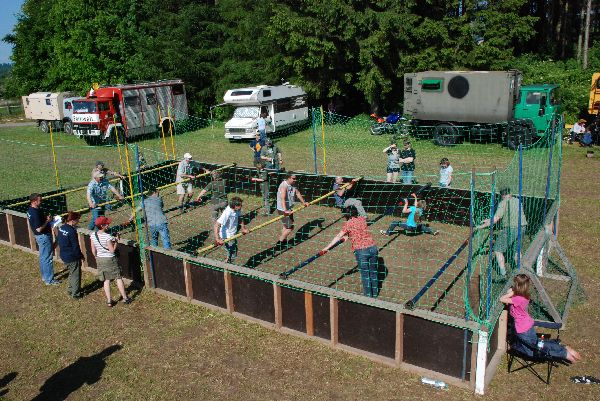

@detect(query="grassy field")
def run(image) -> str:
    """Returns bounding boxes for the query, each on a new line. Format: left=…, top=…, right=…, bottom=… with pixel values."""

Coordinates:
left=1, top=124, right=599, bottom=400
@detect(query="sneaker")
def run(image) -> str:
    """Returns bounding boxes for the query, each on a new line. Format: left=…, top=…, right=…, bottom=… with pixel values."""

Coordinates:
left=379, top=230, right=389, bottom=236
left=45, top=280, right=60, bottom=286
left=123, top=298, right=133, bottom=305
left=433, top=231, right=439, bottom=236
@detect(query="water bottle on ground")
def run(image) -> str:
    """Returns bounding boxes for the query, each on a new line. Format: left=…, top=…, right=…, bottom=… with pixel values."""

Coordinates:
left=421, top=377, right=448, bottom=390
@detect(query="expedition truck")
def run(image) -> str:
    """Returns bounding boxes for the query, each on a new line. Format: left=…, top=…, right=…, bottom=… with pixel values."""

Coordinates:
left=223, top=83, right=308, bottom=140
left=22, top=92, right=81, bottom=134
left=586, top=72, right=600, bottom=144
left=71, top=80, right=188, bottom=145
left=403, top=70, right=562, bottom=149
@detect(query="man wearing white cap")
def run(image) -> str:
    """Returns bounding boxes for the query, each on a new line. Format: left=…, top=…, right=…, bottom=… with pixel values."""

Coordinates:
left=176, top=152, right=195, bottom=213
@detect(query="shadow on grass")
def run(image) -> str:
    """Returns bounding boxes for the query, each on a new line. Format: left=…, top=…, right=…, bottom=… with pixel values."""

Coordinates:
left=175, top=230, right=210, bottom=254
left=0, top=372, right=17, bottom=397
left=80, top=280, right=103, bottom=296
left=31, top=344, right=122, bottom=401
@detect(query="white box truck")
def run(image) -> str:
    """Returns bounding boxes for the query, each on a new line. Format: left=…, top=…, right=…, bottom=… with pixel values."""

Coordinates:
left=223, top=83, right=308, bottom=140
left=22, top=92, right=81, bottom=134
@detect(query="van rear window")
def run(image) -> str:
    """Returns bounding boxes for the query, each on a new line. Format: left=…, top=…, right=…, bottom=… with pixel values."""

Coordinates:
left=231, top=90, right=253, bottom=96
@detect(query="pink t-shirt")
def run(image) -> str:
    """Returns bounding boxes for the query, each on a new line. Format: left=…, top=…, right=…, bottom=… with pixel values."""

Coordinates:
left=342, top=217, right=376, bottom=251
left=510, top=295, right=534, bottom=333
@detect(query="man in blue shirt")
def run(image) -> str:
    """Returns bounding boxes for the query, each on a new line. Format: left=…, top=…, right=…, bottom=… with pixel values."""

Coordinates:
left=257, top=112, right=269, bottom=142
left=27, top=193, right=58, bottom=285
left=86, top=171, right=124, bottom=230
left=140, top=187, right=171, bottom=249
left=57, top=211, right=85, bottom=298
left=249, top=132, right=265, bottom=168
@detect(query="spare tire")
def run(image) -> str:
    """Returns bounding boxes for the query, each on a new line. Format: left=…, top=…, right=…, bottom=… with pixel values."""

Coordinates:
left=433, top=123, right=462, bottom=146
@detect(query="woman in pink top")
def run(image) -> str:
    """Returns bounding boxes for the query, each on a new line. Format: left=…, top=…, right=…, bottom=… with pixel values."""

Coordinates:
left=500, top=274, right=581, bottom=362
left=322, top=205, right=380, bottom=297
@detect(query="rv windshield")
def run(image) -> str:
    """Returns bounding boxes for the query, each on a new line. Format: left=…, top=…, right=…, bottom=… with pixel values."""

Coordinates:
left=233, top=106, right=260, bottom=118
left=73, top=101, right=97, bottom=113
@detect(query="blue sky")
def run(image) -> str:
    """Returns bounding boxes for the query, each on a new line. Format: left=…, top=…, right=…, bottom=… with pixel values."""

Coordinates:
left=0, top=0, right=25, bottom=63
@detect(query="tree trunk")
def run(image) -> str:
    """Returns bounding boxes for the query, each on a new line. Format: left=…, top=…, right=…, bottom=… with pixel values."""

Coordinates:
left=577, top=0, right=585, bottom=63
left=583, top=0, right=591, bottom=69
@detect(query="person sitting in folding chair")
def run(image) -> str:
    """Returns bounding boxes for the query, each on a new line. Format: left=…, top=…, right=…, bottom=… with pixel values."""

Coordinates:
left=501, top=274, right=581, bottom=363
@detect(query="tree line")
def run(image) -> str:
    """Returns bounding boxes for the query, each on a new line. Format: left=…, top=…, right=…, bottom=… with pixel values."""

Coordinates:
left=2, top=0, right=599, bottom=120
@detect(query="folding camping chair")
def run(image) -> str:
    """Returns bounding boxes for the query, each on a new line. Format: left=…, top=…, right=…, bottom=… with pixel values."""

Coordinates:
left=506, top=319, right=567, bottom=384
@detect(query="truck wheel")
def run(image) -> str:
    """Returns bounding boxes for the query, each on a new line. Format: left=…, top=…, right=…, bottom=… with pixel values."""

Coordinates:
left=433, top=123, right=462, bottom=146
left=39, top=121, right=49, bottom=133
left=63, top=121, right=73, bottom=135
left=84, top=136, right=99, bottom=146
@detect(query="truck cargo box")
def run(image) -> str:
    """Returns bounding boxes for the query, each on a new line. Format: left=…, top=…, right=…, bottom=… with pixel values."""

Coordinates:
left=403, top=71, right=522, bottom=124
left=22, top=92, right=78, bottom=121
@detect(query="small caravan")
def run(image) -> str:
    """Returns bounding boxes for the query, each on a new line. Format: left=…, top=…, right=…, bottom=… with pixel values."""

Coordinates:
left=223, top=83, right=308, bottom=140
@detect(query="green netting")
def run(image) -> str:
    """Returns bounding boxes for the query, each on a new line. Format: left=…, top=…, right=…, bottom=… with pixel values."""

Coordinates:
left=0, top=108, right=575, bottom=339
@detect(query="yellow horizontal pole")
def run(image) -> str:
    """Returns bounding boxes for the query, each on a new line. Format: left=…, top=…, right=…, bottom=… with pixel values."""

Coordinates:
left=197, top=177, right=361, bottom=255
left=62, top=163, right=236, bottom=217
left=7, top=161, right=181, bottom=209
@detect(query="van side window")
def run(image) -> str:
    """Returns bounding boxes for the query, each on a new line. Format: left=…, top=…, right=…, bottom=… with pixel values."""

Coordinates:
left=263, top=90, right=271, bottom=97
left=98, top=102, right=110, bottom=112
left=231, top=90, right=253, bottom=96
left=275, top=99, right=292, bottom=113
left=291, top=96, right=307, bottom=109
left=146, top=93, right=157, bottom=105
left=124, top=96, right=141, bottom=111
left=421, top=79, right=443, bottom=92
left=65, top=102, right=72, bottom=110
left=46, top=99, right=51, bottom=105
left=172, top=84, right=185, bottom=95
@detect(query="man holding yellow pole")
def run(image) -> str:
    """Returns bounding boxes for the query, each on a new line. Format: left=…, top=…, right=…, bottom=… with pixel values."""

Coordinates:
left=276, top=173, right=309, bottom=250
left=87, top=171, right=124, bottom=230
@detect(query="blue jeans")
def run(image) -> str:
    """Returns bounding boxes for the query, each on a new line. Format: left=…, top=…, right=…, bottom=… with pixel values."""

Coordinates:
left=225, top=239, right=238, bottom=263
left=259, top=129, right=267, bottom=142
left=514, top=326, right=567, bottom=360
left=354, top=245, right=379, bottom=298
left=150, top=223, right=171, bottom=249
left=401, top=170, right=414, bottom=184
left=88, top=207, right=104, bottom=230
left=35, top=234, right=55, bottom=283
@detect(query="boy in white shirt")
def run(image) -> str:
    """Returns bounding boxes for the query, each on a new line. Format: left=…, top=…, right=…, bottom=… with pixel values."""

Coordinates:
left=214, top=197, right=249, bottom=263
left=439, top=158, right=453, bottom=188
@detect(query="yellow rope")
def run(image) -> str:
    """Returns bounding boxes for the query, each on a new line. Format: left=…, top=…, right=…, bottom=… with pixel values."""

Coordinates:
left=48, top=123, right=61, bottom=188
left=320, top=105, right=327, bottom=175
left=167, top=106, right=176, bottom=160
left=113, top=115, right=125, bottom=176
left=158, top=105, right=169, bottom=160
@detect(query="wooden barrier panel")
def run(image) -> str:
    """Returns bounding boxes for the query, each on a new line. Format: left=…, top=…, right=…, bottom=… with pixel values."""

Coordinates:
left=81, top=234, right=97, bottom=269
left=337, top=299, right=396, bottom=359
left=117, top=242, right=142, bottom=282
left=190, top=263, right=227, bottom=309
left=403, top=314, right=472, bottom=380
left=150, top=250, right=186, bottom=296
left=12, top=215, right=31, bottom=249
left=231, top=274, right=275, bottom=323
left=312, top=293, right=331, bottom=340
left=281, top=286, right=306, bottom=333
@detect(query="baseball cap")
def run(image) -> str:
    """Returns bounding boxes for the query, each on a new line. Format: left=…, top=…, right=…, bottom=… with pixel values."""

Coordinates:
left=95, top=216, right=112, bottom=227
left=183, top=152, right=192, bottom=159
left=578, top=119, right=587, bottom=124
left=93, top=171, right=105, bottom=179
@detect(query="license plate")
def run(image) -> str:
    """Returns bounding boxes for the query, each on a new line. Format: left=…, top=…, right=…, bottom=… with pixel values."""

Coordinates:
left=233, top=136, right=241, bottom=140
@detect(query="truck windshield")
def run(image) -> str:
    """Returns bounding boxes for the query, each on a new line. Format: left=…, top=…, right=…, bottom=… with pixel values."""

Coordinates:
left=233, top=106, right=259, bottom=118
left=525, top=92, right=542, bottom=105
left=73, top=101, right=97, bottom=113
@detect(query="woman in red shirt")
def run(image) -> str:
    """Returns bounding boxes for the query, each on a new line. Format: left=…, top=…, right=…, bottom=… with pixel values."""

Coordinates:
left=322, top=205, right=380, bottom=297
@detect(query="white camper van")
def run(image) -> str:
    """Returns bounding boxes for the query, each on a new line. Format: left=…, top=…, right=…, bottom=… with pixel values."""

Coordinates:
left=223, top=83, right=308, bottom=140
left=22, top=92, right=81, bottom=134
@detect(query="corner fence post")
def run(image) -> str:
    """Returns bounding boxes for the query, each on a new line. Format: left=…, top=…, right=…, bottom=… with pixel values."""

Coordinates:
left=311, top=108, right=318, bottom=174
left=517, top=144, right=523, bottom=270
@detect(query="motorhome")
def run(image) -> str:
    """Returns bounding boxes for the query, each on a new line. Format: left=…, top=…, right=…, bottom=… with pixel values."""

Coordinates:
left=223, top=83, right=308, bottom=140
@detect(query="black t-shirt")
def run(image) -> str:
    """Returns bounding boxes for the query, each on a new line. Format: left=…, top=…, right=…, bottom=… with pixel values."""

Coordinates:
left=57, top=224, right=83, bottom=263
left=400, top=148, right=416, bottom=171
left=27, top=206, right=51, bottom=235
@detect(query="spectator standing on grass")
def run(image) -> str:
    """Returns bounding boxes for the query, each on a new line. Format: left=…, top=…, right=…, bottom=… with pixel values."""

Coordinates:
left=57, top=211, right=84, bottom=298
left=276, top=173, right=309, bottom=249
left=439, top=158, right=453, bottom=188
left=476, top=187, right=527, bottom=277
left=87, top=171, right=125, bottom=230
left=383, top=143, right=400, bottom=182
left=260, top=139, right=283, bottom=171
left=257, top=112, right=269, bottom=142
left=249, top=132, right=265, bottom=168
left=27, top=193, right=59, bottom=285
left=197, top=171, right=228, bottom=224
left=399, top=140, right=416, bottom=184
left=214, top=197, right=249, bottom=264
left=141, top=187, right=171, bottom=249
left=90, top=216, right=132, bottom=307
left=332, top=176, right=367, bottom=217
left=322, top=205, right=380, bottom=298
left=176, top=153, right=195, bottom=213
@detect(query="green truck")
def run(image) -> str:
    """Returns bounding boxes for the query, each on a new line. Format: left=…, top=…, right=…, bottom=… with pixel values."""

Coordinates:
left=403, top=70, right=561, bottom=149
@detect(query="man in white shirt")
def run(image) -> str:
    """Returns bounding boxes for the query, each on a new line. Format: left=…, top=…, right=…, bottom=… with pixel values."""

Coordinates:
left=214, top=197, right=249, bottom=263
left=569, top=119, right=586, bottom=144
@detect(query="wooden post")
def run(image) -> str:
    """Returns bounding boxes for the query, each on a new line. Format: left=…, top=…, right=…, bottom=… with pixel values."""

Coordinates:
left=143, top=251, right=152, bottom=288
left=6, top=214, right=15, bottom=246
left=330, top=297, right=338, bottom=346
left=274, top=284, right=282, bottom=328
left=395, top=312, right=404, bottom=365
left=497, top=310, right=508, bottom=351
left=305, top=291, right=314, bottom=336
left=183, top=260, right=193, bottom=300
left=224, top=271, right=234, bottom=312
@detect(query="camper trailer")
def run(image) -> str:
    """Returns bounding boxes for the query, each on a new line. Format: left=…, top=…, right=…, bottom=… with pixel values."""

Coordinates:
left=223, top=83, right=308, bottom=140
left=22, top=92, right=81, bottom=134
